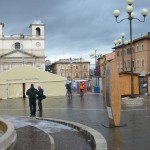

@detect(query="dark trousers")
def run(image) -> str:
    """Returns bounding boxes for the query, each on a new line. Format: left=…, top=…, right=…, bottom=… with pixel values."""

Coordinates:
left=38, top=100, right=42, bottom=111
left=80, top=89, right=84, bottom=96
left=29, top=99, right=36, bottom=116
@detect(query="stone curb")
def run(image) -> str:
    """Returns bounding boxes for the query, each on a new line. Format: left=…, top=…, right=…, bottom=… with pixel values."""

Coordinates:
left=36, top=117, right=107, bottom=150
left=0, top=118, right=17, bottom=150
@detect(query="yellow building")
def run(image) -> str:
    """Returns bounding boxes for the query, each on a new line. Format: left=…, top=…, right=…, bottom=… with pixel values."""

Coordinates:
left=113, top=32, right=150, bottom=76
left=49, top=58, right=90, bottom=81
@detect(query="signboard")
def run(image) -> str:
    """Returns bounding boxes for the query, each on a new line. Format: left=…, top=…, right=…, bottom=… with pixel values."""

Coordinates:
left=104, top=61, right=121, bottom=127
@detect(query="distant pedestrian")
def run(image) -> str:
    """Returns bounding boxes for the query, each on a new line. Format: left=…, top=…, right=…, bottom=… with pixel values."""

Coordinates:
left=26, top=84, right=38, bottom=117
left=37, top=86, right=44, bottom=112
left=65, top=83, right=72, bottom=97
left=79, top=82, right=84, bottom=97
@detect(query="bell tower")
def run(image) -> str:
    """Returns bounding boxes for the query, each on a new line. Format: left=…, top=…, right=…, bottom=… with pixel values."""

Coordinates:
left=29, top=20, right=45, bottom=38
left=0, top=23, right=4, bottom=38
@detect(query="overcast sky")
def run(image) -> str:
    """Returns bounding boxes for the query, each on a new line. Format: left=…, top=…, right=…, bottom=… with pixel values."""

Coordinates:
left=0, top=0, right=149, bottom=64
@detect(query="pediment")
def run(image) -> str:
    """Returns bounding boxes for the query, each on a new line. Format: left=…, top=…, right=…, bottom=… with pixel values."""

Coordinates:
left=0, top=50, right=38, bottom=58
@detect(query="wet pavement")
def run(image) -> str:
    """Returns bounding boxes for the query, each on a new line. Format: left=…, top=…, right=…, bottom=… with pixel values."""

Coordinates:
left=14, top=125, right=51, bottom=150
left=0, top=93, right=150, bottom=150
left=4, top=116, right=92, bottom=150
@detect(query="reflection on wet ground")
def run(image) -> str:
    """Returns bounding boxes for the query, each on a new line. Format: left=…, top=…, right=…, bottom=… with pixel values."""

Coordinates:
left=1, top=94, right=150, bottom=150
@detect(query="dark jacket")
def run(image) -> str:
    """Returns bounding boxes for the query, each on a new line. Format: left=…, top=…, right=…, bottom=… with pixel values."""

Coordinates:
left=38, top=88, right=44, bottom=101
left=26, top=87, right=38, bottom=100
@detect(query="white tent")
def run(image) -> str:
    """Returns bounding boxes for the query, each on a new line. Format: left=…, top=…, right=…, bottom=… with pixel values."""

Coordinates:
left=0, top=65, right=67, bottom=99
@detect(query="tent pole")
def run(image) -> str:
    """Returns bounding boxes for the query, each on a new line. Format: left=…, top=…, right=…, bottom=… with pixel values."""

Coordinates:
left=6, top=80, right=8, bottom=99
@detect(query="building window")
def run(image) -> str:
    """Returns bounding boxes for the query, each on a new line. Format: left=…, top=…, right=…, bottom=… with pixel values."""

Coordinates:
left=127, top=48, right=130, bottom=54
left=141, top=44, right=144, bottom=51
left=75, top=73, right=79, bottom=78
left=15, top=42, right=20, bottom=49
left=83, top=65, right=86, bottom=70
left=136, top=45, right=139, bottom=52
left=123, top=49, right=126, bottom=55
left=132, top=47, right=134, bottom=53
left=60, top=66, right=64, bottom=70
left=36, top=27, right=41, bottom=36
left=67, top=73, right=70, bottom=78
left=84, top=73, right=87, bottom=78
left=133, top=60, right=134, bottom=67
left=142, top=59, right=145, bottom=67
left=136, top=60, right=139, bottom=67
left=117, top=51, right=119, bottom=56
left=67, top=65, right=70, bottom=69
left=128, top=61, right=130, bottom=68
left=75, top=65, right=78, bottom=70
left=124, top=62, right=126, bottom=68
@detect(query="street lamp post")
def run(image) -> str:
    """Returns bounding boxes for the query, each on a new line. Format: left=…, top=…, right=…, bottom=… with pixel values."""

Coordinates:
left=90, top=48, right=97, bottom=86
left=124, top=40, right=129, bottom=71
left=113, top=0, right=148, bottom=98
left=90, top=48, right=100, bottom=86
left=121, top=33, right=125, bottom=72
left=114, top=33, right=126, bottom=72
left=94, top=49, right=97, bottom=72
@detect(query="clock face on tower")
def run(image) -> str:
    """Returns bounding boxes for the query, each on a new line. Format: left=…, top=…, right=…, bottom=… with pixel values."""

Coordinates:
left=36, top=42, right=41, bottom=47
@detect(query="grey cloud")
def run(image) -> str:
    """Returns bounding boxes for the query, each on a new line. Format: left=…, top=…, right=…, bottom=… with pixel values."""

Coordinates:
left=0, top=0, right=149, bottom=62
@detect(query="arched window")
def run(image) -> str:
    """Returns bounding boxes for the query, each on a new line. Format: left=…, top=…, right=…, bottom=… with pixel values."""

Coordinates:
left=36, top=27, right=41, bottom=36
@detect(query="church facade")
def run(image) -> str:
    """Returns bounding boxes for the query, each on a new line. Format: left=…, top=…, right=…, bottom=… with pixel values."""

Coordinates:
left=0, top=21, right=46, bottom=73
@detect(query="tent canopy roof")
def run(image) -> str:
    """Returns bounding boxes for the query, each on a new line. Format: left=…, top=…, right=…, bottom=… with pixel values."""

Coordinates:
left=0, top=65, right=66, bottom=84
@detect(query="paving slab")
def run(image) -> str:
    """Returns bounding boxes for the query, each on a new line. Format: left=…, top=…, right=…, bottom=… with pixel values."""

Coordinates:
left=0, top=94, right=150, bottom=150
left=2, top=116, right=94, bottom=150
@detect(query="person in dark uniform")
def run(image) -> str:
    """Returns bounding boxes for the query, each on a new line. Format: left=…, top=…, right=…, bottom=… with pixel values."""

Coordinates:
left=26, top=84, right=38, bottom=117
left=37, top=86, right=44, bottom=112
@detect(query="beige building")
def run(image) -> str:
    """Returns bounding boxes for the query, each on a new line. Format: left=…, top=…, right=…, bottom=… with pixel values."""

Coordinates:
left=98, top=52, right=115, bottom=77
left=49, top=58, right=90, bottom=81
left=0, top=20, right=46, bottom=73
left=113, top=32, right=150, bottom=76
